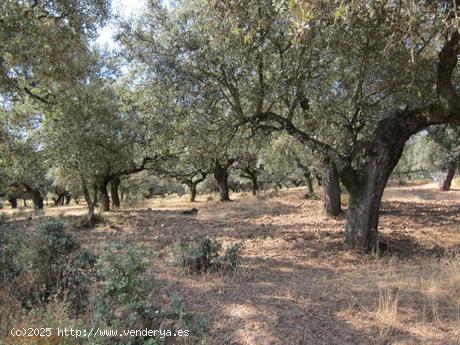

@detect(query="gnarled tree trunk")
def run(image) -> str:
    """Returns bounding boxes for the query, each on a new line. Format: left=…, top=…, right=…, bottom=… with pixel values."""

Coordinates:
left=251, top=176, right=259, bottom=195
left=80, top=175, right=95, bottom=228
left=110, top=177, right=121, bottom=208
left=31, top=190, right=43, bottom=210
left=344, top=178, right=386, bottom=252
left=53, top=192, right=66, bottom=206
left=99, top=181, right=110, bottom=211
left=214, top=162, right=231, bottom=202
left=8, top=198, right=17, bottom=209
left=340, top=114, right=413, bottom=252
left=184, top=172, right=207, bottom=202
left=322, top=162, right=341, bottom=217
left=241, top=171, right=259, bottom=195
left=439, top=164, right=456, bottom=191
left=190, top=183, right=197, bottom=202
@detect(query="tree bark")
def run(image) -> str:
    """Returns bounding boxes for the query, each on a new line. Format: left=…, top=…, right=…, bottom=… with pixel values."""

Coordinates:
left=340, top=115, right=413, bottom=252
left=214, top=163, right=231, bottom=202
left=305, top=172, right=315, bottom=198
left=8, top=198, right=17, bottom=209
left=80, top=175, right=95, bottom=228
left=110, top=177, right=121, bottom=208
left=439, top=164, right=456, bottom=191
left=344, top=181, right=384, bottom=252
left=322, top=162, right=341, bottom=217
left=99, top=181, right=110, bottom=211
left=92, top=184, right=98, bottom=206
left=64, top=194, right=71, bottom=205
left=251, top=176, right=259, bottom=195
left=31, top=190, right=43, bottom=210
left=190, top=183, right=197, bottom=202
left=54, top=193, right=65, bottom=206
left=182, top=172, right=207, bottom=202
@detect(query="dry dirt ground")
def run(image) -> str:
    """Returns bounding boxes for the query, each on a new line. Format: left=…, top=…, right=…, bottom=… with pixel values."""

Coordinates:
left=2, top=184, right=460, bottom=345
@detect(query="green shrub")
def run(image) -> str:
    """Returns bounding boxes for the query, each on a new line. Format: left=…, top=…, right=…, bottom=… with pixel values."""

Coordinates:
left=60, top=250, right=98, bottom=314
left=35, top=219, right=77, bottom=256
left=177, top=237, right=221, bottom=273
left=13, top=297, right=84, bottom=345
left=28, top=219, right=78, bottom=301
left=164, top=294, right=209, bottom=344
left=93, top=243, right=157, bottom=343
left=176, top=237, right=242, bottom=274
left=93, top=243, right=207, bottom=345
left=217, top=243, right=241, bottom=272
left=0, top=215, right=23, bottom=281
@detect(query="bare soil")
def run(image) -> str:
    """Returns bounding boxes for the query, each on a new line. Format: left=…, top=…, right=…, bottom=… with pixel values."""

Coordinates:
left=3, top=185, right=460, bottom=345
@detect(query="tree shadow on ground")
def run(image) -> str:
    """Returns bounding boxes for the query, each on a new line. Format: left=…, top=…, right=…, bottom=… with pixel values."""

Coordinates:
left=153, top=255, right=452, bottom=345
left=380, top=201, right=460, bottom=223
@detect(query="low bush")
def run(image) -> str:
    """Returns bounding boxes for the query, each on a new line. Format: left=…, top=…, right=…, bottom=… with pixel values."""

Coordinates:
left=216, top=242, right=242, bottom=272
left=93, top=243, right=207, bottom=344
left=94, top=243, right=175, bottom=345
left=176, top=237, right=241, bottom=274
left=93, top=243, right=156, bottom=334
left=0, top=215, right=23, bottom=281
left=3, top=218, right=96, bottom=313
left=60, top=250, right=98, bottom=314
left=10, top=297, right=83, bottom=345
left=30, top=219, right=77, bottom=293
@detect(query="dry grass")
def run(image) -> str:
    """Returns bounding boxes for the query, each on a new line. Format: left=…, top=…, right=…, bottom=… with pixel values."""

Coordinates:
left=1, top=185, right=460, bottom=344
left=452, top=177, right=460, bottom=189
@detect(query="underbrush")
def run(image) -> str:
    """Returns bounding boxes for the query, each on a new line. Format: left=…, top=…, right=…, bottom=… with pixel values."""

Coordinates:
left=174, top=236, right=241, bottom=274
left=1, top=216, right=208, bottom=345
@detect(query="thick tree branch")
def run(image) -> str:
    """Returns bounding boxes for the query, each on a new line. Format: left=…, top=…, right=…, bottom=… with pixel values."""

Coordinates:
left=254, top=111, right=345, bottom=167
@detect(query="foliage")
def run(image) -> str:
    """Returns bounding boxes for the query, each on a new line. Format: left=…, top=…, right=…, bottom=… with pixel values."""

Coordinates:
left=0, top=107, right=50, bottom=204
left=0, top=0, right=110, bottom=100
left=93, top=243, right=207, bottom=344
left=428, top=125, right=460, bottom=171
left=395, top=126, right=460, bottom=180
left=28, top=219, right=78, bottom=300
left=34, top=219, right=77, bottom=257
left=217, top=243, right=242, bottom=272
left=61, top=250, right=98, bottom=314
left=12, top=297, right=83, bottom=345
left=93, top=243, right=157, bottom=344
left=0, top=215, right=23, bottom=281
left=176, top=237, right=242, bottom=274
